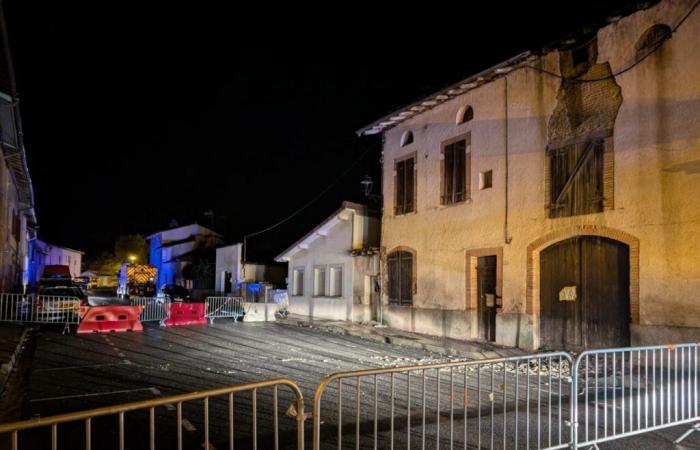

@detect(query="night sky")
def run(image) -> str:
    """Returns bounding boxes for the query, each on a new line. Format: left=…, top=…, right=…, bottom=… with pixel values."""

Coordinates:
left=4, top=1, right=640, bottom=261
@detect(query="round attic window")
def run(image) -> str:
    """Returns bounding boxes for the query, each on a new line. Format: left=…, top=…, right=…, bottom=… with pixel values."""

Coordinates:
left=635, top=24, right=671, bottom=58
left=456, top=105, right=474, bottom=125
left=400, top=130, right=414, bottom=147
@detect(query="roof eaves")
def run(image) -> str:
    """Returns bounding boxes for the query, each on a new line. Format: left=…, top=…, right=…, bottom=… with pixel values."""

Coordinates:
left=356, top=51, right=535, bottom=137
left=356, top=0, right=658, bottom=138
left=274, top=202, right=368, bottom=262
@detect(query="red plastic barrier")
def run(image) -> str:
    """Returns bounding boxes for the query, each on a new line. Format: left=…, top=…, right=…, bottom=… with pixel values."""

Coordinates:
left=163, top=302, right=207, bottom=327
left=77, top=305, right=144, bottom=334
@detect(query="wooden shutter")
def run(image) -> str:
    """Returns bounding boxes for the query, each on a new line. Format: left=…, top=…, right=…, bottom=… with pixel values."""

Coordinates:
left=395, top=160, right=405, bottom=215
left=454, top=140, right=466, bottom=202
left=549, top=139, right=604, bottom=218
left=388, top=251, right=413, bottom=305
left=404, top=158, right=415, bottom=213
left=399, top=251, right=413, bottom=305
left=443, top=144, right=454, bottom=204
left=442, top=139, right=469, bottom=204
left=388, top=252, right=399, bottom=303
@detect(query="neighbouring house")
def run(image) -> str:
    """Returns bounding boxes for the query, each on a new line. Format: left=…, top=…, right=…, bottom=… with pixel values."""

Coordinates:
left=27, top=240, right=84, bottom=286
left=147, top=224, right=224, bottom=290
left=215, top=243, right=286, bottom=295
left=0, top=5, right=36, bottom=293
left=275, top=202, right=380, bottom=322
left=358, top=0, right=700, bottom=350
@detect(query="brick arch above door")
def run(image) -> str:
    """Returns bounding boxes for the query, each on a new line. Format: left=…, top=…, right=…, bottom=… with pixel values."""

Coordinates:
left=526, top=225, right=640, bottom=324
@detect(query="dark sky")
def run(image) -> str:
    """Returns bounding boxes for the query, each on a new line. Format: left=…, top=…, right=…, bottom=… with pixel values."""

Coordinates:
left=4, top=1, right=641, bottom=261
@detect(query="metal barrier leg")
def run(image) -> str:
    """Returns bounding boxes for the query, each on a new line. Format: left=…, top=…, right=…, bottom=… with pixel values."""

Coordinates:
left=62, top=322, right=71, bottom=335
left=674, top=423, right=700, bottom=444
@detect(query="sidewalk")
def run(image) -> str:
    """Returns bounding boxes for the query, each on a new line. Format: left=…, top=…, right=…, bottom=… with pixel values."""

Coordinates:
left=280, top=315, right=525, bottom=360
left=0, top=323, right=28, bottom=395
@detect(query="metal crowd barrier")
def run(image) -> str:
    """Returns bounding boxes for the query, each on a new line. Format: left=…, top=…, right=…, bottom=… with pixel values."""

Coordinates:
left=0, top=293, right=81, bottom=333
left=0, top=377, right=306, bottom=450
left=205, top=296, right=244, bottom=324
left=129, top=297, right=171, bottom=323
left=572, top=343, right=699, bottom=449
left=312, top=352, right=574, bottom=450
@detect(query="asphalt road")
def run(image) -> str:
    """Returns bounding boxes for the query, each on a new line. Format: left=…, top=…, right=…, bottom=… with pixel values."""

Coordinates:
left=13, top=319, right=450, bottom=449
left=5, top=319, right=700, bottom=449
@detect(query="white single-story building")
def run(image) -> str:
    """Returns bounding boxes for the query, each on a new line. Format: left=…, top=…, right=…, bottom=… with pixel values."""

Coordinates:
left=275, top=202, right=380, bottom=322
left=215, top=243, right=286, bottom=295
left=28, top=239, right=84, bottom=284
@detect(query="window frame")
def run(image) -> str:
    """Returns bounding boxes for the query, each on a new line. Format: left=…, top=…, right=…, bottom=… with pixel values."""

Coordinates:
left=387, top=249, right=415, bottom=306
left=394, top=153, right=417, bottom=216
left=313, top=265, right=327, bottom=297
left=328, top=264, right=344, bottom=298
left=292, top=267, right=305, bottom=297
left=440, top=133, right=471, bottom=205
left=456, top=105, right=474, bottom=125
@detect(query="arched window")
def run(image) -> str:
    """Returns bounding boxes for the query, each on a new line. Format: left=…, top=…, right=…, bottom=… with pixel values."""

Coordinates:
left=387, top=249, right=414, bottom=305
left=456, top=105, right=474, bottom=125
left=400, top=130, right=414, bottom=147
left=635, top=24, right=671, bottom=58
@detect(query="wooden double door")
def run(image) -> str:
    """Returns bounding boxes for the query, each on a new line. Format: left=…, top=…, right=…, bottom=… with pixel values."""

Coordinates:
left=540, top=236, right=630, bottom=349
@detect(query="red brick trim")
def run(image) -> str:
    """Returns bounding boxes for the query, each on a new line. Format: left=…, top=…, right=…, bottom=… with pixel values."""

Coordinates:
left=465, top=247, right=503, bottom=311
left=526, top=226, right=640, bottom=324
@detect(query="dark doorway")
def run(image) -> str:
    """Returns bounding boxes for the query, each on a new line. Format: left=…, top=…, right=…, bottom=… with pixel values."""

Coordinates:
left=477, top=255, right=497, bottom=342
left=540, top=236, right=630, bottom=349
left=224, top=271, right=232, bottom=293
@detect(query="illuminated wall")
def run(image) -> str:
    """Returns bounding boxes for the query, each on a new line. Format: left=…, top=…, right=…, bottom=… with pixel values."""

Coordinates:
left=379, top=0, right=700, bottom=348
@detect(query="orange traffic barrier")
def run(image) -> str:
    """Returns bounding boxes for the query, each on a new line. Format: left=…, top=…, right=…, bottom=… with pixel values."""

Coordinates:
left=76, top=305, right=144, bottom=334
left=163, top=302, right=207, bottom=326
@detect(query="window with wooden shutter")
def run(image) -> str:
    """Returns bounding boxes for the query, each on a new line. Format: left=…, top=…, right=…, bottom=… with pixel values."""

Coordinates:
left=394, top=156, right=415, bottom=215
left=548, top=139, right=604, bottom=218
left=442, top=138, right=470, bottom=205
left=387, top=250, right=413, bottom=306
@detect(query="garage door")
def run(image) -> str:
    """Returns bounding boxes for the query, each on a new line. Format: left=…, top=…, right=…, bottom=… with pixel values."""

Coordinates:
left=540, top=236, right=630, bottom=349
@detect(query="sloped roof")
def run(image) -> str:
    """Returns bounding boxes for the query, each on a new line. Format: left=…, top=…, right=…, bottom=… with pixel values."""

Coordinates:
left=356, top=1, right=658, bottom=137
left=0, top=4, right=35, bottom=220
left=147, top=223, right=222, bottom=240
left=275, top=202, right=373, bottom=262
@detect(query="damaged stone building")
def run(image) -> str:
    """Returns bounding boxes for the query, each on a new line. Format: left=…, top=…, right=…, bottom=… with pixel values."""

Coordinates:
left=359, top=0, right=700, bottom=350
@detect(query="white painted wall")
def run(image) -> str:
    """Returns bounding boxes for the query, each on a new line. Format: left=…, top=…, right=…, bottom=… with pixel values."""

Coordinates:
left=30, top=240, right=84, bottom=284
left=215, top=243, right=242, bottom=293
left=286, top=218, right=355, bottom=321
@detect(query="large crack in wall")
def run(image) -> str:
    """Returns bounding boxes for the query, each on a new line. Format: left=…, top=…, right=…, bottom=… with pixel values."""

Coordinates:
left=548, top=39, right=623, bottom=148
left=546, top=38, right=623, bottom=218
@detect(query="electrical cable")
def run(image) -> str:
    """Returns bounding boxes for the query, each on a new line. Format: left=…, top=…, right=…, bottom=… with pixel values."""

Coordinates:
left=523, top=0, right=699, bottom=82
left=243, top=139, right=380, bottom=242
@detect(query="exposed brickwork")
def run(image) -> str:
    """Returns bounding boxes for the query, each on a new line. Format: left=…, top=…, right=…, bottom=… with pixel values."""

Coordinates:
left=603, top=136, right=615, bottom=210
left=526, top=226, right=640, bottom=324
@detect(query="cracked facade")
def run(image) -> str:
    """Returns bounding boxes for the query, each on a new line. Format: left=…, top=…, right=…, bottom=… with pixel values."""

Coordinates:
left=371, top=0, right=700, bottom=349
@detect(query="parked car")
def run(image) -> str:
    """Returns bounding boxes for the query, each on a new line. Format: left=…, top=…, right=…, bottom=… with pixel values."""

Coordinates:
left=35, top=285, right=86, bottom=321
left=156, top=284, right=192, bottom=302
